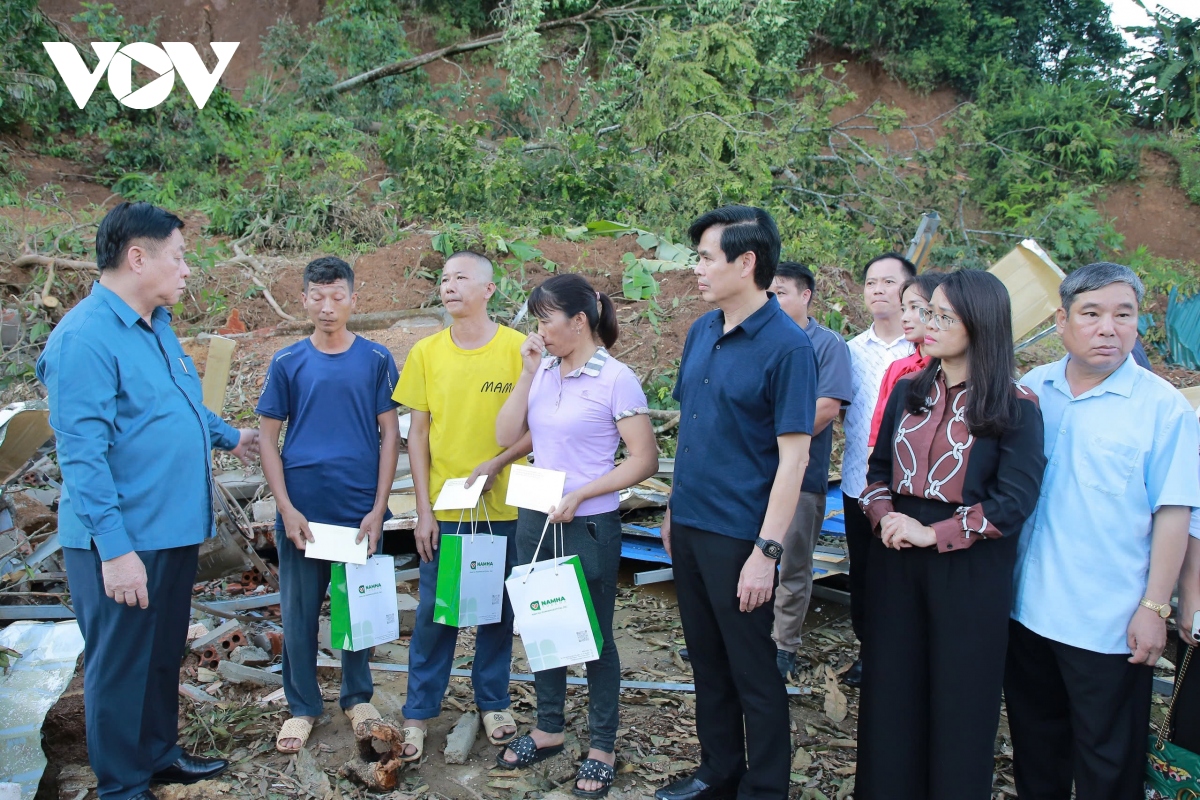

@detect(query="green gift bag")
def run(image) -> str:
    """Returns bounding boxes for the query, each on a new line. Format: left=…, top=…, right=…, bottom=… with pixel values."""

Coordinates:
left=330, top=555, right=398, bottom=651
left=1146, top=645, right=1200, bottom=799
left=433, top=508, right=507, bottom=628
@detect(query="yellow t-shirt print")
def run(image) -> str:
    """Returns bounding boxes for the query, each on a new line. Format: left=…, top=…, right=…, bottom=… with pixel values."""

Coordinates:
left=393, top=325, right=527, bottom=522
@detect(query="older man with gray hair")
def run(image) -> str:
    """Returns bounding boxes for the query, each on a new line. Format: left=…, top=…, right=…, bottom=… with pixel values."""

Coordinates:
left=1006, top=262, right=1200, bottom=800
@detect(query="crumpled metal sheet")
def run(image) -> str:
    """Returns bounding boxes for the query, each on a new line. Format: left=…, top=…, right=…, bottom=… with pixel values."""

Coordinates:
left=0, top=621, right=85, bottom=799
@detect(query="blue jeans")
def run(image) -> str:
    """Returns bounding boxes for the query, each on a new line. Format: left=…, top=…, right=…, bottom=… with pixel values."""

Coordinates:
left=402, top=520, right=518, bottom=720
left=278, top=528, right=374, bottom=717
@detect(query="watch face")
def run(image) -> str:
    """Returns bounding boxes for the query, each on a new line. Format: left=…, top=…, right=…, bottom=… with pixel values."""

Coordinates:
left=760, top=540, right=782, bottom=559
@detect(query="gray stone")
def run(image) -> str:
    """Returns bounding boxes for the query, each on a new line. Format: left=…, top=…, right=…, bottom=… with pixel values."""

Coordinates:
left=230, top=645, right=270, bottom=666
left=442, top=710, right=479, bottom=764
left=179, top=684, right=218, bottom=704
left=397, top=592, right=418, bottom=635
left=216, top=660, right=282, bottom=687
left=189, top=619, right=242, bottom=653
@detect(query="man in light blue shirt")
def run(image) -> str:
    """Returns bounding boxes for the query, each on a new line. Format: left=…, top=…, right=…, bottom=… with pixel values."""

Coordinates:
left=1006, top=262, right=1200, bottom=800
left=36, top=202, right=258, bottom=800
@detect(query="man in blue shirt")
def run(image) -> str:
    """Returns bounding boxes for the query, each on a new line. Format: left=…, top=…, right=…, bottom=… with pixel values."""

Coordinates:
left=658, top=206, right=817, bottom=800
left=769, top=262, right=853, bottom=680
left=256, top=257, right=401, bottom=753
left=37, top=202, right=258, bottom=800
left=1007, top=262, right=1200, bottom=800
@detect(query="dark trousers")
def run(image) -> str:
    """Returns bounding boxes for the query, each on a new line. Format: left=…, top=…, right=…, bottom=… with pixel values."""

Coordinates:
left=277, top=528, right=373, bottom=717
left=842, top=491, right=871, bottom=645
left=517, top=510, right=622, bottom=753
left=672, top=524, right=789, bottom=800
left=856, top=535, right=1015, bottom=800
left=1172, top=640, right=1200, bottom=752
left=403, top=520, right=518, bottom=720
left=63, top=544, right=198, bottom=800
left=1004, top=619, right=1153, bottom=800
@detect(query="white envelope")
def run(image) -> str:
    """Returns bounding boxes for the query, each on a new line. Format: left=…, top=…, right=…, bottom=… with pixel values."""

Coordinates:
left=433, top=476, right=488, bottom=511
left=304, top=522, right=368, bottom=565
left=505, top=464, right=567, bottom=514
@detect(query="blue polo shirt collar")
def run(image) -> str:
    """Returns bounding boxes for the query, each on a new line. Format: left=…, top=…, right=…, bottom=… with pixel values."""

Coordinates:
left=1047, top=353, right=1137, bottom=401
left=710, top=294, right=780, bottom=340
left=92, top=282, right=171, bottom=328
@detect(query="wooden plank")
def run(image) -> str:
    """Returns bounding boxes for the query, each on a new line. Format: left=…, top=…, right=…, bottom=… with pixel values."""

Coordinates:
left=201, top=335, right=237, bottom=414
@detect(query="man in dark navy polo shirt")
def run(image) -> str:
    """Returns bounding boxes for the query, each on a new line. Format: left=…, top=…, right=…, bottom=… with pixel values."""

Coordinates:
left=656, top=206, right=817, bottom=800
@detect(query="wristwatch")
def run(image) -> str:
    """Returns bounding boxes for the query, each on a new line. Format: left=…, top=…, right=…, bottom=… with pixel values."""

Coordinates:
left=1139, top=597, right=1171, bottom=619
left=755, top=537, right=783, bottom=560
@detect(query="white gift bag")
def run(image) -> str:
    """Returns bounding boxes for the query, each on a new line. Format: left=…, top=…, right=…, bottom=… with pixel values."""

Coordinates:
left=330, top=555, right=399, bottom=651
left=506, top=519, right=602, bottom=671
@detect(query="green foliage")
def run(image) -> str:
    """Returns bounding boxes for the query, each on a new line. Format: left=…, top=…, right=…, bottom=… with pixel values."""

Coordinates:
left=819, top=0, right=1128, bottom=91
left=1129, top=3, right=1200, bottom=130
left=0, top=0, right=59, bottom=132
left=1147, top=133, right=1200, bottom=205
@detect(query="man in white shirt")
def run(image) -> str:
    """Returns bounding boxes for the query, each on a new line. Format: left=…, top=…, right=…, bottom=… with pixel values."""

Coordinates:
left=840, top=253, right=915, bottom=686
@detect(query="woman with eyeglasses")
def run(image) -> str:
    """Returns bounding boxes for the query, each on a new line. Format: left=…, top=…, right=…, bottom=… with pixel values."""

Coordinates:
left=867, top=271, right=945, bottom=448
left=855, top=270, right=1048, bottom=800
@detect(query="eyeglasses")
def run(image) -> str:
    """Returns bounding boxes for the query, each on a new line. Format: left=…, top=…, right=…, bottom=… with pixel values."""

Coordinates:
left=916, top=307, right=961, bottom=330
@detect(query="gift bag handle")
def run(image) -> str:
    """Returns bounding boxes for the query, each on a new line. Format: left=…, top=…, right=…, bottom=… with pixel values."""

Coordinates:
left=522, top=515, right=564, bottom=583
left=1155, top=643, right=1195, bottom=751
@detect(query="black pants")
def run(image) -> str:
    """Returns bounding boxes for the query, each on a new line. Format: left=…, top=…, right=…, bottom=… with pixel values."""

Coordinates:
left=842, top=491, right=871, bottom=645
left=63, top=543, right=198, bottom=800
left=1004, top=619, right=1153, bottom=800
left=672, top=524, right=789, bottom=800
left=856, top=535, right=1016, bottom=800
left=517, top=510, right=622, bottom=753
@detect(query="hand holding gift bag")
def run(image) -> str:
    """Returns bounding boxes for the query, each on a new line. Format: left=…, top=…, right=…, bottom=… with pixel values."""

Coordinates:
left=330, top=554, right=399, bottom=652
left=434, top=501, right=507, bottom=627
left=506, top=516, right=602, bottom=671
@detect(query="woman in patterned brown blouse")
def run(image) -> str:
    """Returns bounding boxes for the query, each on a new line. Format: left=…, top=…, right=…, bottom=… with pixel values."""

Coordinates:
left=855, top=269, right=1047, bottom=800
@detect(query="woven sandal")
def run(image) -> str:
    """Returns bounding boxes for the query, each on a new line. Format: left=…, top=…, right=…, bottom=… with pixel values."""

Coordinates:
left=481, top=710, right=518, bottom=745
left=400, top=725, right=426, bottom=763
left=495, top=734, right=564, bottom=769
left=345, top=702, right=382, bottom=735
left=573, top=758, right=616, bottom=799
left=275, top=717, right=314, bottom=754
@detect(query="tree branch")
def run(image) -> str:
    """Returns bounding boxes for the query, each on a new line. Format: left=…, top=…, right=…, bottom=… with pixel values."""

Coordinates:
left=329, top=2, right=663, bottom=95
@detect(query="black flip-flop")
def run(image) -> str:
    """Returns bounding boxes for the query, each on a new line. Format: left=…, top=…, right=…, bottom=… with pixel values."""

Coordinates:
left=572, top=758, right=616, bottom=798
left=495, top=734, right=565, bottom=769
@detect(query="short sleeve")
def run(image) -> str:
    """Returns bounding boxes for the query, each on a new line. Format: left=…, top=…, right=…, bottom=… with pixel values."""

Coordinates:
left=610, top=365, right=650, bottom=422
left=772, top=344, right=818, bottom=437
left=1147, top=402, right=1200, bottom=512
left=394, top=340, right=429, bottom=411
left=255, top=352, right=291, bottom=421
left=376, top=348, right=401, bottom=416
left=815, top=334, right=854, bottom=403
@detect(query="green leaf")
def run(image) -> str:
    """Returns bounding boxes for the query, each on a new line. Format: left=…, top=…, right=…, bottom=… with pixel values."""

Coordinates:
left=586, top=220, right=636, bottom=235
left=507, top=240, right=543, bottom=263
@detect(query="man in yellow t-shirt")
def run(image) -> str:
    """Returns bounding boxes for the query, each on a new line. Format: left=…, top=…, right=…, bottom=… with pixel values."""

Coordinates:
left=393, top=250, right=531, bottom=762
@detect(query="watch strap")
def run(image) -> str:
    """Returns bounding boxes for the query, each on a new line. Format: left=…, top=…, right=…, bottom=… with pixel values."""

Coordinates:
left=1140, top=597, right=1171, bottom=619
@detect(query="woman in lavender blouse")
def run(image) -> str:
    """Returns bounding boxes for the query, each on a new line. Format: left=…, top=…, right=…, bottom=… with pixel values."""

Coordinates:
left=495, top=273, right=659, bottom=798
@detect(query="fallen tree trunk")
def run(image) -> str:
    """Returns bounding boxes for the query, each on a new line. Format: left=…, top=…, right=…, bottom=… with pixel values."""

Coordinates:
left=329, top=1, right=661, bottom=95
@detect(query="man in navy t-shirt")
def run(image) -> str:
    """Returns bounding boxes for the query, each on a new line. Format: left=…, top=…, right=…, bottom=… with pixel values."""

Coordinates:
left=257, top=256, right=401, bottom=753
